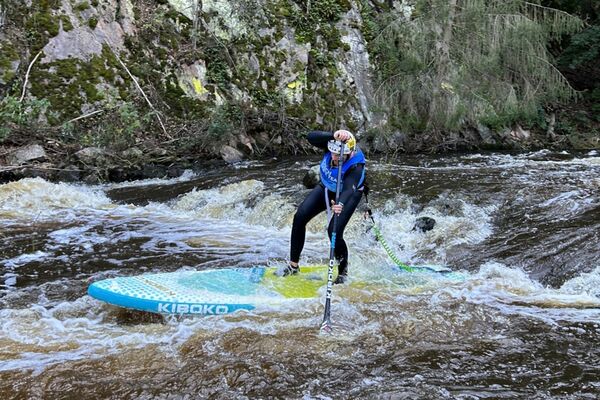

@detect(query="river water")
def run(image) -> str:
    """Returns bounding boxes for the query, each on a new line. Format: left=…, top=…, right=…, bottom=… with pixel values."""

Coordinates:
left=1, top=150, right=599, bottom=399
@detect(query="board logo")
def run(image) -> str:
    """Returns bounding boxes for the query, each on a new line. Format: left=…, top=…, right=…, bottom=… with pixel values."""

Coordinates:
left=157, top=303, right=229, bottom=314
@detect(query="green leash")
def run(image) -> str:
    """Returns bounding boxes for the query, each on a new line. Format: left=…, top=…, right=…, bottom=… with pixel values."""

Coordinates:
left=364, top=193, right=452, bottom=274
left=370, top=223, right=415, bottom=272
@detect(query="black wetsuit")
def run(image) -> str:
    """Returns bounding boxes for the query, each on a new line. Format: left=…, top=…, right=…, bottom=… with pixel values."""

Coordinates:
left=290, top=131, right=366, bottom=276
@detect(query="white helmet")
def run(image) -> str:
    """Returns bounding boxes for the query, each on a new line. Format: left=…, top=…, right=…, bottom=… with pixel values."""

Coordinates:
left=327, top=132, right=356, bottom=155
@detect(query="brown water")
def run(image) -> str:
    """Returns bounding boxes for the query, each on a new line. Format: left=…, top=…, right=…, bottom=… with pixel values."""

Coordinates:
left=1, top=150, right=599, bottom=399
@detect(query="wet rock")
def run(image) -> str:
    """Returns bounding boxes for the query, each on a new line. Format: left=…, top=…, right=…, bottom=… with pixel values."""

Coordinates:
left=76, top=147, right=111, bottom=166
left=302, top=165, right=320, bottom=189
left=120, top=147, right=144, bottom=162
left=7, top=144, right=46, bottom=165
left=57, top=166, right=82, bottom=182
left=238, top=133, right=256, bottom=153
left=255, top=131, right=271, bottom=148
left=108, top=168, right=141, bottom=182
left=412, top=216, right=436, bottom=233
left=167, top=165, right=184, bottom=178
left=15, top=163, right=56, bottom=181
left=388, top=131, right=408, bottom=150
left=477, top=124, right=496, bottom=146
left=372, top=135, right=388, bottom=153
left=83, top=172, right=102, bottom=185
left=509, top=125, right=531, bottom=141
left=220, top=145, right=244, bottom=163
left=372, top=131, right=407, bottom=153
left=567, top=131, right=600, bottom=150
left=142, top=164, right=167, bottom=179
left=149, top=147, right=168, bottom=157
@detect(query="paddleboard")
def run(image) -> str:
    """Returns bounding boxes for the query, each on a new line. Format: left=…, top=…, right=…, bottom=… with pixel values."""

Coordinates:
left=88, top=264, right=462, bottom=315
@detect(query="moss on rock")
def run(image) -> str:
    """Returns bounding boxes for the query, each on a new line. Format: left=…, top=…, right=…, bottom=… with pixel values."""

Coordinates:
left=0, top=41, right=20, bottom=84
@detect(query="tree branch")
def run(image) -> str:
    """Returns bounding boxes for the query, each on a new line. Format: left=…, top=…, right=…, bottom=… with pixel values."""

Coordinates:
left=19, top=51, right=42, bottom=103
left=95, top=34, right=172, bottom=139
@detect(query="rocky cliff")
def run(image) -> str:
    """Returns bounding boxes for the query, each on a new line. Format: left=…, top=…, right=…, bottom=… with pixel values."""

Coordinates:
left=0, top=0, right=381, bottom=152
left=0, top=0, right=598, bottom=183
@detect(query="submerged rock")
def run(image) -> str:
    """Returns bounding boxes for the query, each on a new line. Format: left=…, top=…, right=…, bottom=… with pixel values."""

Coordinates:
left=413, top=216, right=436, bottom=233
left=302, top=165, right=320, bottom=189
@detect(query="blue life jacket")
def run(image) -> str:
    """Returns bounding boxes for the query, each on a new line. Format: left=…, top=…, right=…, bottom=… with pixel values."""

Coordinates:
left=319, top=149, right=366, bottom=193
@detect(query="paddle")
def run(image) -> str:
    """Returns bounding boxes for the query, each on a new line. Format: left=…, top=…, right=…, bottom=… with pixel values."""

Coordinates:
left=320, top=142, right=345, bottom=334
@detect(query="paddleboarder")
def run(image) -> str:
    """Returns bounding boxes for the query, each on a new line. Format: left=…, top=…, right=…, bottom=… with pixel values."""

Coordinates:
left=282, top=129, right=367, bottom=284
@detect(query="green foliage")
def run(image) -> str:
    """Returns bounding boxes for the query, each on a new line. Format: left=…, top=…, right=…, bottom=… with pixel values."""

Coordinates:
left=558, top=25, right=600, bottom=68
left=75, top=102, right=148, bottom=150
left=373, top=0, right=584, bottom=133
left=27, top=11, right=60, bottom=37
left=309, top=48, right=334, bottom=68
left=204, top=45, right=231, bottom=90
left=28, top=45, right=122, bottom=123
left=74, top=2, right=90, bottom=13
left=22, top=1, right=66, bottom=51
left=590, top=88, right=600, bottom=120
left=0, top=41, right=20, bottom=83
left=60, top=15, right=74, bottom=31
left=289, top=0, right=350, bottom=44
left=541, top=0, right=599, bottom=23
left=207, top=103, right=242, bottom=143
left=0, top=95, right=50, bottom=141
left=88, top=17, right=98, bottom=30
left=356, top=0, right=379, bottom=43
left=480, top=106, right=547, bottom=132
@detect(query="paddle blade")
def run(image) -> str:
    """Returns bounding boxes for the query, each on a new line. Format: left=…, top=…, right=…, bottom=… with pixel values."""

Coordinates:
left=319, top=319, right=334, bottom=335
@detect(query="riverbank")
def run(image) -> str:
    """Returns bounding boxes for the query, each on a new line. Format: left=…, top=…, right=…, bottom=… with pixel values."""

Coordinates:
left=1, top=119, right=598, bottom=184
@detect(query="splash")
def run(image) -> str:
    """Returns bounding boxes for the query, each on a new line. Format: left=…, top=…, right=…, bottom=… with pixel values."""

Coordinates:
left=442, top=262, right=600, bottom=322
left=103, top=169, right=198, bottom=190
left=560, top=266, right=600, bottom=297
left=354, top=193, right=495, bottom=266
left=0, top=178, right=113, bottom=220
left=173, top=179, right=265, bottom=218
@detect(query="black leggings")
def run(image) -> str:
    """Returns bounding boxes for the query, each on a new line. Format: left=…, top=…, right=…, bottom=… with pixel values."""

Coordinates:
left=290, top=185, right=363, bottom=266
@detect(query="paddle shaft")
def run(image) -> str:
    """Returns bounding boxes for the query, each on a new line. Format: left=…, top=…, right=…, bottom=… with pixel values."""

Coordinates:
left=321, top=143, right=345, bottom=331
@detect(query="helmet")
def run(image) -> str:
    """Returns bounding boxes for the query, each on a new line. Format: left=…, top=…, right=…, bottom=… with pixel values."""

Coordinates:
left=327, top=131, right=356, bottom=155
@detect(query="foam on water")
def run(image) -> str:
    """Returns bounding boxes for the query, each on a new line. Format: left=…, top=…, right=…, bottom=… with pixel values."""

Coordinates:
left=349, top=193, right=495, bottom=268
left=173, top=179, right=265, bottom=219
left=2, top=251, right=51, bottom=269
left=0, top=178, right=113, bottom=220
left=0, top=159, right=597, bottom=384
left=560, top=266, right=600, bottom=297
left=440, top=262, right=600, bottom=324
left=1, top=258, right=599, bottom=374
left=102, top=169, right=198, bottom=190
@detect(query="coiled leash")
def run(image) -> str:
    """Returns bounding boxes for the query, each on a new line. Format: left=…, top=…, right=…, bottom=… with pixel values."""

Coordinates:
left=363, top=188, right=453, bottom=274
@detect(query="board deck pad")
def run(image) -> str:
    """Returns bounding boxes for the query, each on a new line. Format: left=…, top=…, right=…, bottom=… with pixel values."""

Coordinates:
left=88, top=265, right=462, bottom=315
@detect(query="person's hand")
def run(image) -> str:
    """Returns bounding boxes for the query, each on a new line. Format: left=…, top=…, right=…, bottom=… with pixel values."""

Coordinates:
left=331, top=200, right=344, bottom=215
left=333, top=130, right=352, bottom=143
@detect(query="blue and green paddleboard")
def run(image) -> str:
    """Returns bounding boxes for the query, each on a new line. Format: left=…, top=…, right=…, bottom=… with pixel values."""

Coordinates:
left=88, top=265, right=461, bottom=315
